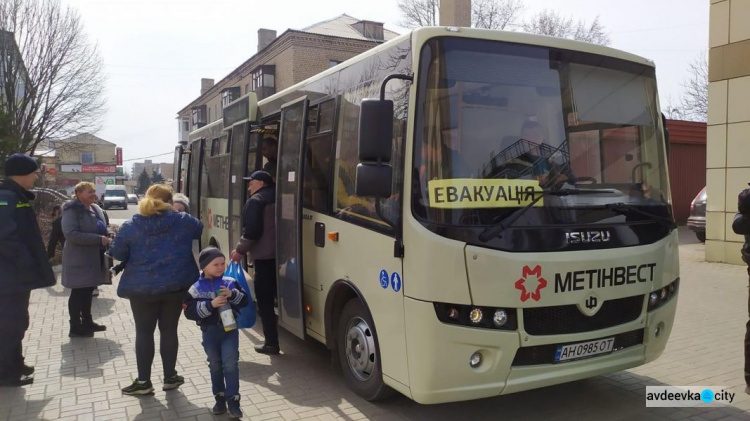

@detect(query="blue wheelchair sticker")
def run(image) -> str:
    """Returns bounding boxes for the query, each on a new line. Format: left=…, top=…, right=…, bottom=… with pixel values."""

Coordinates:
left=390, top=272, right=402, bottom=292
left=379, top=270, right=389, bottom=289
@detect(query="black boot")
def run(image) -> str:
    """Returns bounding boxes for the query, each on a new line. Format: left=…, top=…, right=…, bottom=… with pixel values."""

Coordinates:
left=69, top=318, right=94, bottom=338
left=212, top=392, right=227, bottom=415
left=82, top=315, right=106, bottom=332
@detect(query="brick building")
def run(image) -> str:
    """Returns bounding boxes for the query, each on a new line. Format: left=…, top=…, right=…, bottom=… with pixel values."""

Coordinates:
left=47, top=133, right=118, bottom=194
left=175, top=14, right=398, bottom=141
left=132, top=159, right=174, bottom=181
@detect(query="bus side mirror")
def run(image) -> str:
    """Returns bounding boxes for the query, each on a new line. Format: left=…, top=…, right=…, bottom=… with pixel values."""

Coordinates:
left=358, top=99, right=393, bottom=162
left=356, top=98, right=394, bottom=198
left=355, top=163, right=393, bottom=198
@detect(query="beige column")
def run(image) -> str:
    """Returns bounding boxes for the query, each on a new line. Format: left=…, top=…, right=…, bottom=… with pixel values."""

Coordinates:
left=706, top=0, right=750, bottom=264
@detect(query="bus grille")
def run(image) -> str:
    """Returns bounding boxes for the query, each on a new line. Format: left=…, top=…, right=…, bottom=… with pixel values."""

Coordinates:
left=522, top=295, right=644, bottom=335
left=511, top=329, right=644, bottom=366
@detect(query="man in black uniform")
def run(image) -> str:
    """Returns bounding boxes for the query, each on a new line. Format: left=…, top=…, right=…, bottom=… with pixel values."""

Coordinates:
left=230, top=170, right=278, bottom=354
left=0, top=154, right=56, bottom=386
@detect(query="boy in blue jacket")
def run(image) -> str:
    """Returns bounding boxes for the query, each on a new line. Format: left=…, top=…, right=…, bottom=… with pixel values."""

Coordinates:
left=184, top=247, right=248, bottom=418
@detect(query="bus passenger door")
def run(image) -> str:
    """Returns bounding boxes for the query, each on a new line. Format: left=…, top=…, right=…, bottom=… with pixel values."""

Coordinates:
left=172, top=145, right=183, bottom=193
left=188, top=138, right=205, bottom=251
left=276, top=97, right=309, bottom=339
left=228, top=122, right=249, bottom=251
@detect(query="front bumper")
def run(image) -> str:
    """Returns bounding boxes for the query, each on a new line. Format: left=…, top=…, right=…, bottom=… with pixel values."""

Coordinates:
left=104, top=200, right=127, bottom=208
left=401, top=294, right=678, bottom=404
left=686, top=216, right=705, bottom=232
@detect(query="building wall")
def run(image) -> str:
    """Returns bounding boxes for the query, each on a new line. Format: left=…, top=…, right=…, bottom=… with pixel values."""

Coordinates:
left=179, top=32, right=386, bottom=127
left=706, top=0, right=750, bottom=264
left=54, top=140, right=117, bottom=188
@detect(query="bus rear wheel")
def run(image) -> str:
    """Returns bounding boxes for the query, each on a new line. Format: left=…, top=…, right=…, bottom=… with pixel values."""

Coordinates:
left=336, top=299, right=393, bottom=401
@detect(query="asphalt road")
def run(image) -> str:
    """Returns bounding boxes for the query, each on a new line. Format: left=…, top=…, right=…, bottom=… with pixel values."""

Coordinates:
left=105, top=206, right=137, bottom=226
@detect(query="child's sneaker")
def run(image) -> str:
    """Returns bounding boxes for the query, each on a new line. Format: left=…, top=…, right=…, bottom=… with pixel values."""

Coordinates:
left=227, top=395, right=243, bottom=418
left=162, top=374, right=185, bottom=390
left=122, top=379, right=154, bottom=395
left=212, top=393, right=227, bottom=415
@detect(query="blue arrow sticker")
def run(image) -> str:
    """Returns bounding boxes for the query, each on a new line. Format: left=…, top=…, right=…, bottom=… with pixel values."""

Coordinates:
left=379, top=270, right=389, bottom=289
left=390, top=272, right=402, bottom=292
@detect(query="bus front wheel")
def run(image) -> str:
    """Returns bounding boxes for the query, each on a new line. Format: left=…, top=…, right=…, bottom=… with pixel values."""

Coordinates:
left=336, top=299, right=392, bottom=401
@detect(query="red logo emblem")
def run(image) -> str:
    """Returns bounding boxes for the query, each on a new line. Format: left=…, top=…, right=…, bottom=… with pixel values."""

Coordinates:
left=515, top=265, right=547, bottom=302
left=207, top=208, right=213, bottom=229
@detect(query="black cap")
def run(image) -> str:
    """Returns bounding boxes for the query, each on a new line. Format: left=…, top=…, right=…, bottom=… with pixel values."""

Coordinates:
left=198, top=247, right=225, bottom=270
left=4, top=153, right=38, bottom=177
left=243, top=170, right=273, bottom=185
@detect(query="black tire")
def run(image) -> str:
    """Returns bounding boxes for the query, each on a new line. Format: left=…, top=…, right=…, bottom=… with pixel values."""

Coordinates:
left=696, top=231, right=706, bottom=243
left=336, top=299, right=393, bottom=401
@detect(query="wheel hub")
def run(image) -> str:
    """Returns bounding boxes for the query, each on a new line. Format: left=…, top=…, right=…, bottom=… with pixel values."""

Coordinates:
left=345, top=317, right=376, bottom=381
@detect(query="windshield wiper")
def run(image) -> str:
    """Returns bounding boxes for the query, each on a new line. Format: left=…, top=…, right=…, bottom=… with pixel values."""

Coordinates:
left=477, top=188, right=616, bottom=242
left=605, top=203, right=676, bottom=229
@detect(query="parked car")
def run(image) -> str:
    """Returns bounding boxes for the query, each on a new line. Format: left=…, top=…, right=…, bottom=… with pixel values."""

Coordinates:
left=102, top=185, right=128, bottom=210
left=127, top=194, right=139, bottom=204
left=687, top=186, right=706, bottom=242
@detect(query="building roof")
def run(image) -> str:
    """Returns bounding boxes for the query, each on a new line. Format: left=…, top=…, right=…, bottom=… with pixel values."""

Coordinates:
left=176, top=14, right=399, bottom=116
left=665, top=119, right=706, bottom=145
left=301, top=14, right=399, bottom=41
left=57, top=133, right=115, bottom=146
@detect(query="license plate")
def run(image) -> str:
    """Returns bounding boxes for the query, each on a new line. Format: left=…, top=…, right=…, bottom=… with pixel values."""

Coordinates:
left=554, top=337, right=615, bottom=363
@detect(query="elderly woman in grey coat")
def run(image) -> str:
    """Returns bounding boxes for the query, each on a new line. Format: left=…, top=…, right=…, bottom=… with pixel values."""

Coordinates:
left=62, top=182, right=111, bottom=338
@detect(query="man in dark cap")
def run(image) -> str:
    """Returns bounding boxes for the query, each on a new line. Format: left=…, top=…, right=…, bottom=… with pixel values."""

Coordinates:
left=0, top=153, right=56, bottom=386
left=230, top=170, right=278, bottom=354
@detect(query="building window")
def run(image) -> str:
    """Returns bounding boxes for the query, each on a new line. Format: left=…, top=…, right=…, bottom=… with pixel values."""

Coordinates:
left=81, top=152, right=95, bottom=164
left=329, top=60, right=342, bottom=68
left=221, top=87, right=241, bottom=108
left=251, top=65, right=276, bottom=91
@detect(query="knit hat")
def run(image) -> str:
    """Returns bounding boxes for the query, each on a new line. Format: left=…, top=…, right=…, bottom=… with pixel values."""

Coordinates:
left=198, top=247, right=225, bottom=270
left=173, top=193, right=190, bottom=213
left=4, top=153, right=38, bottom=177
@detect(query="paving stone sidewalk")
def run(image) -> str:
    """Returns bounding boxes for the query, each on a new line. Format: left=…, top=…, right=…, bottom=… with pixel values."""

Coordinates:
left=1, top=228, right=750, bottom=420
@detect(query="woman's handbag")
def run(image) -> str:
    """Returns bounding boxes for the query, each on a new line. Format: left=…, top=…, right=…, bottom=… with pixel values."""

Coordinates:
left=225, top=261, right=256, bottom=329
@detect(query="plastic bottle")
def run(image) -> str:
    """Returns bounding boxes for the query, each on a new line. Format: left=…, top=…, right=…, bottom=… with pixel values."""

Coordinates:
left=217, top=290, right=237, bottom=331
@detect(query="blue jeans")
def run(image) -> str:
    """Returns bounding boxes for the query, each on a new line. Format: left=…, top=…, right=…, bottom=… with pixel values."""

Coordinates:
left=201, top=324, right=240, bottom=398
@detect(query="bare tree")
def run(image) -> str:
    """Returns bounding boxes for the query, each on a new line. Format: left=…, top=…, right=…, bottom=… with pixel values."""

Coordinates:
left=0, top=0, right=106, bottom=159
left=472, top=0, right=524, bottom=30
left=671, top=53, right=708, bottom=122
left=522, top=10, right=610, bottom=45
left=397, top=0, right=439, bottom=29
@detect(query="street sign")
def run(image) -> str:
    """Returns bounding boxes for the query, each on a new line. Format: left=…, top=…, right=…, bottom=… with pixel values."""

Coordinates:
left=60, top=164, right=82, bottom=173
left=82, top=165, right=116, bottom=173
left=94, top=176, right=116, bottom=196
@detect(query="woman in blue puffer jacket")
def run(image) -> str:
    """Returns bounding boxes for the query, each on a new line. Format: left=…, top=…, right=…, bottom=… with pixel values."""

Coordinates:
left=109, top=184, right=203, bottom=395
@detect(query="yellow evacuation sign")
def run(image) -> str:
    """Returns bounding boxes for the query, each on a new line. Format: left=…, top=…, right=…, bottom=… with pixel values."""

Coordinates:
left=428, top=179, right=543, bottom=209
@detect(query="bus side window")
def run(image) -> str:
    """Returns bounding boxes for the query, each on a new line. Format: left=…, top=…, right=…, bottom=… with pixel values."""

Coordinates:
left=302, top=133, right=334, bottom=213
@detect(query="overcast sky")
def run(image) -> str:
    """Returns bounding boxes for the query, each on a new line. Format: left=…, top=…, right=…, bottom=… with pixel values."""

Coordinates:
left=61, top=0, right=708, bottom=167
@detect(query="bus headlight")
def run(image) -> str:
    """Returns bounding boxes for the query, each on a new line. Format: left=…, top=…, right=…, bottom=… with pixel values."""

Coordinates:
left=647, top=278, right=680, bottom=311
left=433, top=303, right=517, bottom=330
left=469, top=308, right=483, bottom=324
left=493, top=310, right=508, bottom=327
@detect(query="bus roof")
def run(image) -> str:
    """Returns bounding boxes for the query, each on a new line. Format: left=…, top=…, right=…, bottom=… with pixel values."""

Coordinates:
left=258, top=26, right=655, bottom=108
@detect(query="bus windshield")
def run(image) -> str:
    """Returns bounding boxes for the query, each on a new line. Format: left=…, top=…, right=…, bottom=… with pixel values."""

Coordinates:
left=413, top=37, right=672, bottom=251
